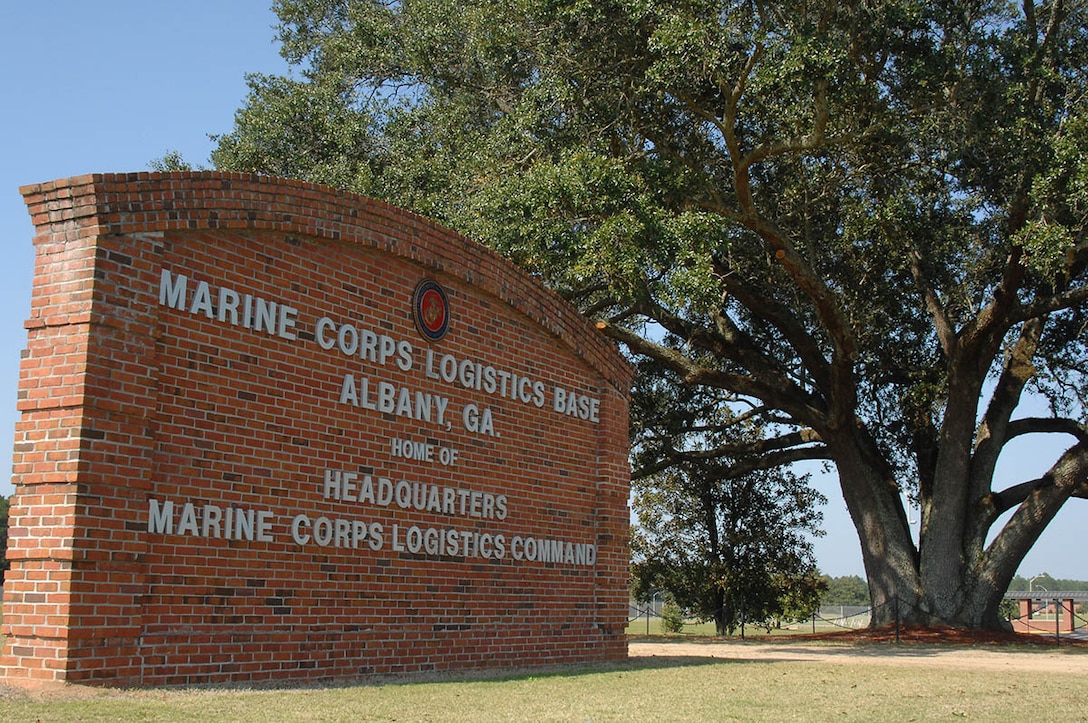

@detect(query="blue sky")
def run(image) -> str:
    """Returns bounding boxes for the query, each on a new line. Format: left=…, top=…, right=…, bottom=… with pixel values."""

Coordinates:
left=1, top=2, right=1084, bottom=582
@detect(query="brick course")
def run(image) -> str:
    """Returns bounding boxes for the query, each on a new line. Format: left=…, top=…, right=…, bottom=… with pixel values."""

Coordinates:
left=1, top=172, right=632, bottom=686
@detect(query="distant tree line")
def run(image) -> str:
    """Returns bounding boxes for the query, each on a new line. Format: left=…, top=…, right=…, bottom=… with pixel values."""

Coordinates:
left=1006, top=574, right=1088, bottom=593
left=819, top=572, right=1088, bottom=609
left=819, top=575, right=869, bottom=606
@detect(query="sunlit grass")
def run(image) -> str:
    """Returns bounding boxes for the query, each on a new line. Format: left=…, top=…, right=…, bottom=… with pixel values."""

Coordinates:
left=2, top=648, right=1086, bottom=722
left=3, top=610, right=1083, bottom=720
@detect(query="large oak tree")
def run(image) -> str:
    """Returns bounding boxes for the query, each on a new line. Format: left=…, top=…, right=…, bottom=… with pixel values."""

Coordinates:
left=212, top=0, right=1088, bottom=629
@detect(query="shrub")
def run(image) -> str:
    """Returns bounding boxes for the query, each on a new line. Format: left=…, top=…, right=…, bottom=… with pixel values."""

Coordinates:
left=661, top=600, right=685, bottom=633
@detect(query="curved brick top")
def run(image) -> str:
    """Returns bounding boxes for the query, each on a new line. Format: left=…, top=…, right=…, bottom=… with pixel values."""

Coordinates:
left=20, top=171, right=632, bottom=392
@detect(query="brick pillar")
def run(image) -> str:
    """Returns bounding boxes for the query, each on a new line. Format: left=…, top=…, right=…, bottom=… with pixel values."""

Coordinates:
left=595, top=380, right=632, bottom=659
left=1, top=178, right=160, bottom=683
left=1060, top=599, right=1076, bottom=633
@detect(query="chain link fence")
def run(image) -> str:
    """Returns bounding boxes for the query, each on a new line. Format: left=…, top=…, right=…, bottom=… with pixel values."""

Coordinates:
left=629, top=594, right=1088, bottom=641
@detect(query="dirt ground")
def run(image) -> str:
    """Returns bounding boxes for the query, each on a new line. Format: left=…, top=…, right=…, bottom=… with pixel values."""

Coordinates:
left=629, top=626, right=1088, bottom=674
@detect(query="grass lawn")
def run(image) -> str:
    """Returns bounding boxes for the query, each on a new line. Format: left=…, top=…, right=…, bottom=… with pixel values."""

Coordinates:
left=2, top=616, right=1086, bottom=720
left=2, top=639, right=1087, bottom=721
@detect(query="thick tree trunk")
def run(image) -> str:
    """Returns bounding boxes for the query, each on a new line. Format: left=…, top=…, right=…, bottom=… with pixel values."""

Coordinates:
left=835, top=425, right=1088, bottom=630
left=831, top=430, right=979, bottom=628
left=833, top=446, right=924, bottom=627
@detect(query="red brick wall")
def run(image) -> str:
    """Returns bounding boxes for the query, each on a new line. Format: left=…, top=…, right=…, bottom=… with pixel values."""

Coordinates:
left=1, top=172, right=632, bottom=686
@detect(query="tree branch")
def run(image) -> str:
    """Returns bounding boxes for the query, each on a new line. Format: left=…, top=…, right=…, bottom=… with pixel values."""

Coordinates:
left=908, top=248, right=958, bottom=358
left=633, top=434, right=831, bottom=481
left=595, top=317, right=826, bottom=424
left=710, top=38, right=860, bottom=429
left=1015, top=283, right=1088, bottom=323
left=990, top=474, right=1088, bottom=514
left=712, top=254, right=833, bottom=393
left=744, top=79, right=830, bottom=166
left=970, top=317, right=1044, bottom=500
left=1005, top=416, right=1088, bottom=445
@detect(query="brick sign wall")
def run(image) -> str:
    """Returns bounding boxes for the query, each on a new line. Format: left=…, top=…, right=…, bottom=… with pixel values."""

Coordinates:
left=1, top=173, right=632, bottom=686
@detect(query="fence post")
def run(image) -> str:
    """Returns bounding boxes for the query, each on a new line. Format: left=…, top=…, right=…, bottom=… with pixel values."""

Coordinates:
left=1055, top=598, right=1060, bottom=643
